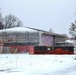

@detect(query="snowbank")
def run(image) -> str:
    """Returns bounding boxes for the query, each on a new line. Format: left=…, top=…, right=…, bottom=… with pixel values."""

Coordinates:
left=0, top=54, right=76, bottom=75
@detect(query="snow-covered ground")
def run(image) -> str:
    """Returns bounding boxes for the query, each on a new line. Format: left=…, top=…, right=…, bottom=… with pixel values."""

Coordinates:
left=0, top=54, right=76, bottom=75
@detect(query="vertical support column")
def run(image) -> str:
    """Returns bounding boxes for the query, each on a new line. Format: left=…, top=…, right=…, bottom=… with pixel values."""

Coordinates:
left=2, top=32, right=4, bottom=53
left=38, top=31, right=43, bottom=46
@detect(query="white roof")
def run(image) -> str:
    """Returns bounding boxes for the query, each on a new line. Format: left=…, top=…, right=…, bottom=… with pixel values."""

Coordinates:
left=0, top=27, right=38, bottom=33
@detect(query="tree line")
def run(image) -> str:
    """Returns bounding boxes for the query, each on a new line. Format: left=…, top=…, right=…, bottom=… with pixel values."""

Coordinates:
left=0, top=8, right=23, bottom=29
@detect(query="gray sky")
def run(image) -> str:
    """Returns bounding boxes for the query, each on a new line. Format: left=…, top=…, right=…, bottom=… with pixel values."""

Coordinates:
left=0, top=0, right=76, bottom=36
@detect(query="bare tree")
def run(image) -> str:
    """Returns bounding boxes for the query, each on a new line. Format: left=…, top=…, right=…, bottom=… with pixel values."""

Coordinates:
left=0, top=8, right=3, bottom=29
left=3, top=14, right=23, bottom=29
left=69, top=20, right=76, bottom=38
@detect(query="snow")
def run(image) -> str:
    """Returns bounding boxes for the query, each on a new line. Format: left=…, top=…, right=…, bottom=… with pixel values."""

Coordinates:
left=0, top=27, right=37, bottom=33
left=65, top=40, right=74, bottom=43
left=0, top=54, right=76, bottom=75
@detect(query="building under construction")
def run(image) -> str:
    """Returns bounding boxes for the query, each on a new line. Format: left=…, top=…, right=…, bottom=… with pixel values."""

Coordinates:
left=0, top=27, right=67, bottom=54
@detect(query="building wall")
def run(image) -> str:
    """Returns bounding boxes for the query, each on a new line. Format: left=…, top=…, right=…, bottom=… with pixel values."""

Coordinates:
left=16, top=32, right=39, bottom=43
left=0, top=31, right=66, bottom=53
left=54, top=36, right=66, bottom=44
left=41, top=34, right=54, bottom=46
left=0, top=32, right=39, bottom=45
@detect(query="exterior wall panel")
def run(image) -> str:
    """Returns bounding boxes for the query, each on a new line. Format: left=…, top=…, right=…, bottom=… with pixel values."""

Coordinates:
left=41, top=34, right=54, bottom=46
left=55, top=36, right=65, bottom=43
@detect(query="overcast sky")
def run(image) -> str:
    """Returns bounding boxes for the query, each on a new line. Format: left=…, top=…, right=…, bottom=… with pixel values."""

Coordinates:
left=0, top=0, right=76, bottom=36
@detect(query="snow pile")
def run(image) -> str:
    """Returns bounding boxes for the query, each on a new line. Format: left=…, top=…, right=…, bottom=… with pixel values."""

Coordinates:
left=0, top=54, right=76, bottom=75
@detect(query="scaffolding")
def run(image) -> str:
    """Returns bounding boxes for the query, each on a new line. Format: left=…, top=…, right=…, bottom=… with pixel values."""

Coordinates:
left=0, top=31, right=39, bottom=53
